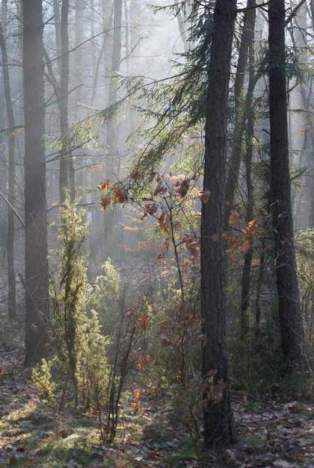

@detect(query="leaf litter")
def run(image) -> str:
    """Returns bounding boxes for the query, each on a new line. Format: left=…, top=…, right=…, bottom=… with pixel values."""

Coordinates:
left=1, top=349, right=314, bottom=467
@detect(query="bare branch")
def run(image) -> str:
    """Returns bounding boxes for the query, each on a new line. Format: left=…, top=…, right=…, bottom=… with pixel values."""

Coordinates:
left=0, top=191, right=25, bottom=227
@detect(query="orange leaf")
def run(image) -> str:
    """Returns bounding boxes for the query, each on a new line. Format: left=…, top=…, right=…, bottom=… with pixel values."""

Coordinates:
left=131, top=387, right=142, bottom=414
left=98, top=180, right=110, bottom=191
left=245, top=219, right=257, bottom=240
left=136, top=355, right=151, bottom=370
left=138, top=314, right=150, bottom=331
left=101, top=195, right=111, bottom=210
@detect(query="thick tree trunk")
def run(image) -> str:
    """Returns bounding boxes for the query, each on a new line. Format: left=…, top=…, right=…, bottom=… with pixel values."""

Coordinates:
left=268, top=0, right=307, bottom=369
left=23, top=0, right=49, bottom=366
left=201, top=0, right=236, bottom=448
left=0, top=16, right=16, bottom=319
left=224, top=0, right=256, bottom=227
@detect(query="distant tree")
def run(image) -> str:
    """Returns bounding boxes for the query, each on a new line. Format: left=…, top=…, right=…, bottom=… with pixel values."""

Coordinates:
left=201, top=0, right=236, bottom=448
left=268, top=0, right=308, bottom=370
left=107, top=0, right=122, bottom=178
left=0, top=1, right=16, bottom=319
left=23, top=0, right=49, bottom=366
left=103, top=0, right=122, bottom=257
left=59, top=0, right=75, bottom=201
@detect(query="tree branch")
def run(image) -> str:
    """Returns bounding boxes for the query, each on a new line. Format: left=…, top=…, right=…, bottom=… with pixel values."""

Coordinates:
left=285, top=0, right=307, bottom=26
left=0, top=190, right=25, bottom=227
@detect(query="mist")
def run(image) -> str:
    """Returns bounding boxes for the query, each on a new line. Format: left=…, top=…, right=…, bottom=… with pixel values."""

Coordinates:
left=1, top=1, right=314, bottom=465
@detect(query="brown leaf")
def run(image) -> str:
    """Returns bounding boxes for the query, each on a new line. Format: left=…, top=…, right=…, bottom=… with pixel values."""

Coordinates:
left=101, top=195, right=111, bottom=210
left=199, top=190, right=210, bottom=204
left=112, top=186, right=127, bottom=203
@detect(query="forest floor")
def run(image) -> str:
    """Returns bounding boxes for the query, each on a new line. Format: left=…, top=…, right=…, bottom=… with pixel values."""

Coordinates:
left=1, top=347, right=314, bottom=467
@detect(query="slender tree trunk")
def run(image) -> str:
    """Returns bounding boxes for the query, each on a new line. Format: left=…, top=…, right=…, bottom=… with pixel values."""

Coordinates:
left=311, top=0, right=314, bottom=26
left=107, top=0, right=122, bottom=178
left=255, top=238, right=265, bottom=336
left=74, top=0, right=85, bottom=199
left=104, top=0, right=122, bottom=257
left=22, top=0, right=49, bottom=367
left=224, top=0, right=256, bottom=227
left=91, top=1, right=113, bottom=105
left=74, top=0, right=85, bottom=115
left=201, top=0, right=236, bottom=448
left=54, top=0, right=62, bottom=76
left=127, top=0, right=141, bottom=135
left=240, top=43, right=256, bottom=338
left=268, top=0, right=307, bottom=369
left=0, top=15, right=16, bottom=319
left=288, top=1, right=309, bottom=229
left=240, top=117, right=255, bottom=336
left=59, top=0, right=75, bottom=202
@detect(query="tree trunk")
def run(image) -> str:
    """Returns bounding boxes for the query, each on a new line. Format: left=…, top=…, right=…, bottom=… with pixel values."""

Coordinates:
left=201, top=0, right=236, bottom=448
left=104, top=0, right=122, bottom=258
left=23, top=0, right=49, bottom=367
left=255, top=238, right=265, bottom=336
left=224, top=0, right=256, bottom=227
left=107, top=0, right=122, bottom=178
left=74, top=0, right=85, bottom=116
left=0, top=14, right=16, bottom=319
left=59, top=0, right=75, bottom=202
left=53, top=0, right=62, bottom=77
left=240, top=42, right=256, bottom=338
left=311, top=0, right=314, bottom=26
left=73, top=0, right=85, bottom=200
left=268, top=0, right=307, bottom=369
left=288, top=1, right=309, bottom=229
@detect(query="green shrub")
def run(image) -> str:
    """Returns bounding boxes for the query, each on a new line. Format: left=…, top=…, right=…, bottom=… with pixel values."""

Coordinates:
left=32, top=358, right=56, bottom=401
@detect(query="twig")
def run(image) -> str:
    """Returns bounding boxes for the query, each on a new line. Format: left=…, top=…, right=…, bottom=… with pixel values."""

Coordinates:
left=285, top=0, right=307, bottom=27
left=0, top=191, right=25, bottom=227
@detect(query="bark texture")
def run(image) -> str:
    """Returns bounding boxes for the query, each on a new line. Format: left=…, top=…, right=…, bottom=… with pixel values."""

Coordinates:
left=224, top=0, right=256, bottom=227
left=268, top=0, right=307, bottom=369
left=23, top=0, right=49, bottom=367
left=201, top=0, right=236, bottom=448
